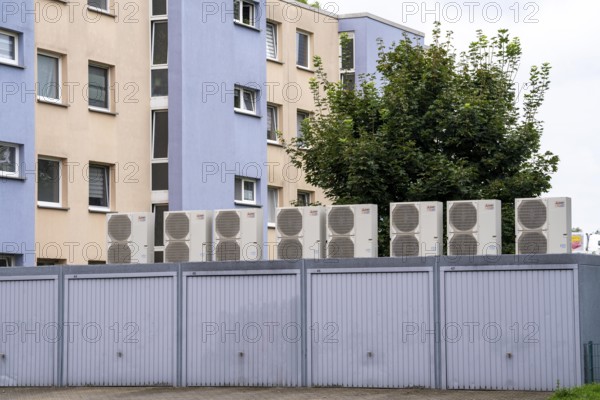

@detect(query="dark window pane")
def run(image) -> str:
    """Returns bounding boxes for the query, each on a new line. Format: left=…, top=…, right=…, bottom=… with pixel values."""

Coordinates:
left=38, top=54, right=59, bottom=99
left=154, top=204, right=168, bottom=246
left=38, top=159, right=60, bottom=203
left=341, top=72, right=356, bottom=91
left=88, top=0, right=108, bottom=9
left=89, top=165, right=108, bottom=207
left=152, top=163, right=169, bottom=191
left=297, top=32, right=309, bottom=67
left=152, top=21, right=168, bottom=65
left=153, top=111, right=169, bottom=159
left=152, top=0, right=167, bottom=15
left=152, top=69, right=168, bottom=97
left=0, top=145, right=17, bottom=174
left=234, top=177, right=242, bottom=201
left=154, top=251, right=164, bottom=263
left=341, top=37, right=354, bottom=71
left=89, top=65, right=108, bottom=109
left=267, top=106, right=277, bottom=141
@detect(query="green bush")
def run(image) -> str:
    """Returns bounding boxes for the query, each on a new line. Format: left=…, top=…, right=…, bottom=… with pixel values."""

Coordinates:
left=551, top=384, right=600, bottom=399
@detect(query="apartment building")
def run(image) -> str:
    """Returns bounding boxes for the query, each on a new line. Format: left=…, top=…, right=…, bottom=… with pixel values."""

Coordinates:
left=0, top=0, right=36, bottom=266
left=34, top=0, right=152, bottom=265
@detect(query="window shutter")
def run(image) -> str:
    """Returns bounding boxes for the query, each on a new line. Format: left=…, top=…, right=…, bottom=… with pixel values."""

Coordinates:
left=266, top=23, right=277, bottom=59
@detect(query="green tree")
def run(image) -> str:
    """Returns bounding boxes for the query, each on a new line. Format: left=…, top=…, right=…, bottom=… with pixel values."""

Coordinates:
left=286, top=24, right=558, bottom=256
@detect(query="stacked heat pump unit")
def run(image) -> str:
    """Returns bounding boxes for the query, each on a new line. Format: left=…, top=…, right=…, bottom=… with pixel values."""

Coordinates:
left=163, top=211, right=213, bottom=263
left=326, top=204, right=378, bottom=259
left=276, top=206, right=326, bottom=260
left=213, top=209, right=263, bottom=262
left=106, top=213, right=154, bottom=264
left=390, top=202, right=443, bottom=257
left=447, top=200, right=502, bottom=256
left=515, top=197, right=572, bottom=255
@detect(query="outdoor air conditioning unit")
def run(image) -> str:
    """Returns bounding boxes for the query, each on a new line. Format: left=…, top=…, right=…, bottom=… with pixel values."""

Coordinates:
left=390, top=202, right=443, bottom=257
left=106, top=212, right=154, bottom=264
left=213, top=209, right=263, bottom=262
left=515, top=197, right=572, bottom=255
left=447, top=200, right=501, bottom=256
left=326, top=204, right=378, bottom=259
left=164, top=211, right=213, bottom=263
left=276, top=206, right=326, bottom=260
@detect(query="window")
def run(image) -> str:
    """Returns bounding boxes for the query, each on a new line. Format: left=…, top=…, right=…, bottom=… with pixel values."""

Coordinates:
left=88, top=0, right=108, bottom=11
left=153, top=204, right=168, bottom=248
left=234, top=0, right=255, bottom=27
left=38, top=158, right=62, bottom=207
left=152, top=0, right=167, bottom=16
left=88, top=164, right=109, bottom=209
left=89, top=64, right=109, bottom=110
left=0, top=143, right=18, bottom=177
left=297, top=111, right=309, bottom=139
left=266, top=22, right=278, bottom=60
left=267, top=187, right=279, bottom=225
left=340, top=32, right=356, bottom=90
left=152, top=163, right=169, bottom=191
left=0, top=30, right=18, bottom=66
left=234, top=86, right=257, bottom=114
left=0, top=255, right=14, bottom=267
left=297, top=191, right=311, bottom=207
left=297, top=31, right=310, bottom=68
left=235, top=177, right=257, bottom=204
left=152, top=111, right=169, bottom=192
left=152, top=21, right=168, bottom=66
left=267, top=105, right=278, bottom=142
left=38, top=53, right=61, bottom=101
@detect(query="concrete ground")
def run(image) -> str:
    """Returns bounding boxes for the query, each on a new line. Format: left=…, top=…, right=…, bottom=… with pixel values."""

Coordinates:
left=0, top=387, right=552, bottom=400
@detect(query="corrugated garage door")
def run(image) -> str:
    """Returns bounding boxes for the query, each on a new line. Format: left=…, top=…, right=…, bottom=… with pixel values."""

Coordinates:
left=442, top=268, right=580, bottom=391
left=65, top=275, right=176, bottom=386
left=185, top=272, right=301, bottom=387
left=0, top=277, right=58, bottom=387
left=309, top=270, right=434, bottom=388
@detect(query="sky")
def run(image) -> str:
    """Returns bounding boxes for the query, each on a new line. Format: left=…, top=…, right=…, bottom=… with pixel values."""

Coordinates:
left=330, top=0, right=600, bottom=233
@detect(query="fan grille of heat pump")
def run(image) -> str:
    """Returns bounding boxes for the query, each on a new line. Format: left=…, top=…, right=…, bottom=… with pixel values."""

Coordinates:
left=449, top=234, right=478, bottom=256
left=215, top=211, right=241, bottom=238
left=328, top=237, right=355, bottom=259
left=328, top=207, right=354, bottom=235
left=108, top=215, right=132, bottom=242
left=277, top=209, right=303, bottom=237
left=518, top=231, right=548, bottom=254
left=278, top=238, right=303, bottom=260
left=392, top=235, right=420, bottom=257
left=215, top=240, right=241, bottom=262
left=518, top=200, right=547, bottom=230
left=392, top=204, right=419, bottom=233
left=165, top=213, right=190, bottom=240
left=165, top=241, right=190, bottom=263
left=107, top=243, right=132, bottom=264
left=449, top=203, right=478, bottom=231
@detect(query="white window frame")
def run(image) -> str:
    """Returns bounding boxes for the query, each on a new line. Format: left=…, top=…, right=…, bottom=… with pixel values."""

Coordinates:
left=296, top=31, right=310, bottom=69
left=153, top=203, right=168, bottom=251
left=297, top=110, right=309, bottom=139
left=37, top=52, right=62, bottom=103
left=297, top=191, right=311, bottom=207
left=235, top=177, right=257, bottom=205
left=0, top=142, right=19, bottom=178
left=88, top=164, right=110, bottom=212
left=267, top=187, right=279, bottom=227
left=88, top=63, right=111, bottom=111
left=234, top=0, right=256, bottom=28
left=267, top=104, right=279, bottom=143
left=0, top=255, right=14, bottom=267
left=0, top=29, right=18, bottom=66
left=151, top=20, right=168, bottom=68
left=37, top=157, right=62, bottom=208
left=234, top=86, right=257, bottom=115
left=151, top=110, right=169, bottom=203
left=87, top=0, right=110, bottom=13
left=339, top=31, right=355, bottom=72
left=151, top=0, right=168, bottom=17
left=266, top=22, right=278, bottom=60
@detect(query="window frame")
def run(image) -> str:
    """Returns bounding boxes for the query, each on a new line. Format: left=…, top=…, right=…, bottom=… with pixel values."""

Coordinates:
left=266, top=22, right=278, bottom=60
left=0, top=255, right=14, bottom=267
left=0, top=29, right=18, bottom=66
left=153, top=203, right=168, bottom=256
left=235, top=177, right=257, bottom=205
left=88, top=63, right=111, bottom=111
left=37, top=52, right=62, bottom=103
left=151, top=20, right=168, bottom=67
left=0, top=142, right=20, bottom=178
left=152, top=110, right=169, bottom=195
left=297, top=191, right=311, bottom=207
left=267, top=187, right=280, bottom=227
left=296, top=30, right=310, bottom=69
left=37, top=157, right=63, bottom=208
left=266, top=104, right=279, bottom=143
left=234, top=86, right=258, bottom=115
left=87, top=0, right=110, bottom=13
left=234, top=0, right=256, bottom=28
left=296, top=110, right=310, bottom=139
left=340, top=32, right=356, bottom=90
left=88, top=164, right=110, bottom=212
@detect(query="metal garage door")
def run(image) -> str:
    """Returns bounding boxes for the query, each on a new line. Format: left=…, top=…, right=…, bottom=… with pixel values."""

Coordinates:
left=64, top=274, right=176, bottom=386
left=184, top=272, right=301, bottom=387
left=442, top=268, right=580, bottom=391
left=308, top=269, right=434, bottom=388
left=0, top=277, right=58, bottom=387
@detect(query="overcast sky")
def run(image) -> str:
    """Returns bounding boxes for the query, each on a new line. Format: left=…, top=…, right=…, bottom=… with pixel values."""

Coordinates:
left=331, top=0, right=600, bottom=233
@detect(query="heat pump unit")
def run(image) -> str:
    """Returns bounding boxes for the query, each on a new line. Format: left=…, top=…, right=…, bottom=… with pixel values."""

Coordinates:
left=515, top=197, right=572, bottom=255
left=326, top=204, right=378, bottom=259
left=390, top=202, right=443, bottom=257
left=164, top=211, right=213, bottom=263
left=214, top=209, right=263, bottom=262
left=447, top=200, right=501, bottom=256
left=276, top=206, right=326, bottom=260
left=106, top=213, right=154, bottom=264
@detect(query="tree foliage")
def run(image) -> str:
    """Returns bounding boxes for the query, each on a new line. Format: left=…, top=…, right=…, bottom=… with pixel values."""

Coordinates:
left=286, top=24, right=558, bottom=255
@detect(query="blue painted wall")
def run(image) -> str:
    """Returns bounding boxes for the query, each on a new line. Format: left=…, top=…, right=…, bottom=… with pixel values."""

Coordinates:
left=339, top=15, right=424, bottom=87
left=169, top=0, right=268, bottom=249
left=0, top=0, right=36, bottom=266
